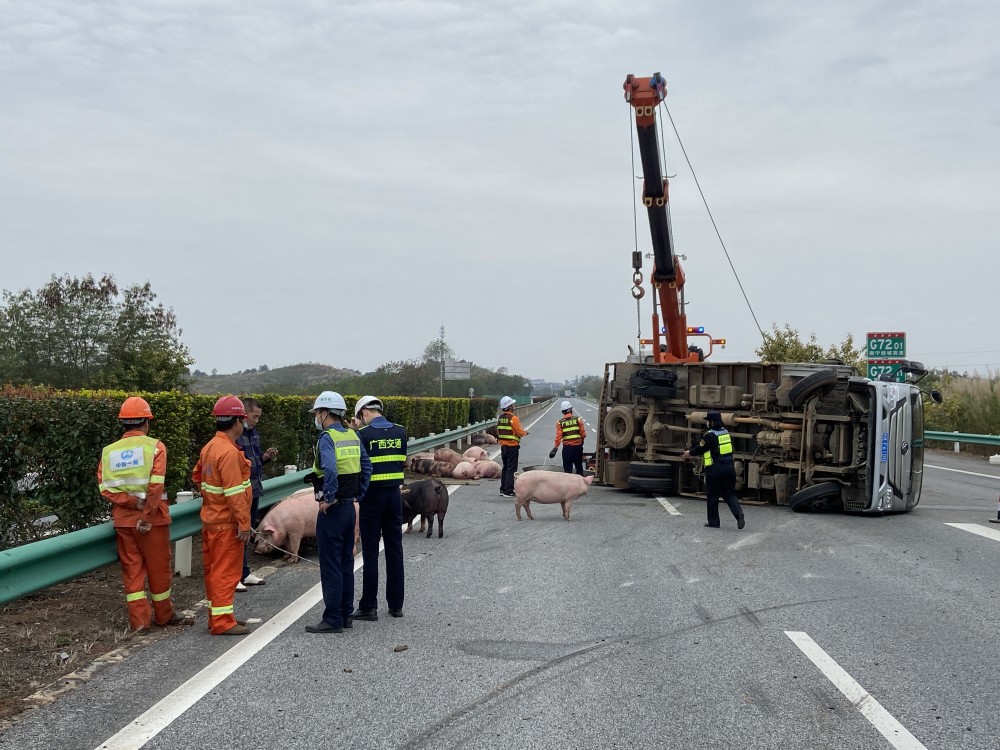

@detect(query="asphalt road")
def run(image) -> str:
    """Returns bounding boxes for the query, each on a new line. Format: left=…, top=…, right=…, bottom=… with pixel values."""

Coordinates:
left=2, top=400, right=999, bottom=750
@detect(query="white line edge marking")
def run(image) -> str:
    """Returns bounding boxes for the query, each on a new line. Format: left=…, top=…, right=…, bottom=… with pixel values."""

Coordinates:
left=944, top=522, right=1000, bottom=542
left=926, top=463, right=1000, bottom=481
left=654, top=496, right=681, bottom=515
left=98, top=486, right=466, bottom=749
left=784, top=631, right=926, bottom=750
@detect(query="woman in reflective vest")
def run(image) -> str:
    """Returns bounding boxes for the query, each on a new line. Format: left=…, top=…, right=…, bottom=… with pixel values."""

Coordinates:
left=97, top=397, right=183, bottom=630
left=304, top=391, right=372, bottom=633
left=682, top=410, right=745, bottom=530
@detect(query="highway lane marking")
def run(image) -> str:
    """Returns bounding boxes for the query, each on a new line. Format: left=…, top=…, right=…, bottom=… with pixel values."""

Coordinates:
left=97, top=486, right=463, bottom=750
left=655, top=497, right=681, bottom=515
left=785, top=631, right=927, bottom=750
left=926, top=463, right=1000, bottom=481
left=944, top=522, right=1000, bottom=543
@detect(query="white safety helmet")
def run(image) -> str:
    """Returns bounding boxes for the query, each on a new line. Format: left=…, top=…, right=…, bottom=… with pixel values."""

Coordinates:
left=310, top=391, right=347, bottom=415
left=560, top=400, right=572, bottom=412
left=354, top=395, right=383, bottom=418
left=499, top=396, right=516, bottom=410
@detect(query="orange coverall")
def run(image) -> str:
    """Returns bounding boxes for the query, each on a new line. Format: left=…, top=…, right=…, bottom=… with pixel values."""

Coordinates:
left=554, top=415, right=587, bottom=447
left=192, top=432, right=252, bottom=635
left=498, top=413, right=528, bottom=446
left=97, top=431, right=176, bottom=630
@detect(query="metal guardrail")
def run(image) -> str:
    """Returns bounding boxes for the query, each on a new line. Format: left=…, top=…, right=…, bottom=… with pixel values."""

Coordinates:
left=0, top=420, right=498, bottom=606
left=925, top=431, right=1000, bottom=447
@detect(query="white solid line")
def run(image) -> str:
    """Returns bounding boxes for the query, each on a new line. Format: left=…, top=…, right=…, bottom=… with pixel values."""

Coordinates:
left=784, top=631, right=926, bottom=750
left=944, top=522, right=1000, bottom=542
left=655, top=496, right=681, bottom=515
left=926, top=463, right=1000, bottom=481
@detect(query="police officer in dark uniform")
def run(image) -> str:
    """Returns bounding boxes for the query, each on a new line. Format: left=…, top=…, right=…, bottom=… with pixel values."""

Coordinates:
left=682, top=410, right=745, bottom=530
left=304, top=391, right=371, bottom=634
left=350, top=395, right=407, bottom=621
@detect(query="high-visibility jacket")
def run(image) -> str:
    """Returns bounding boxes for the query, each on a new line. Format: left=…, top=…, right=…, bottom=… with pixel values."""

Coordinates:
left=555, top=414, right=586, bottom=447
left=498, top=410, right=527, bottom=446
left=97, top=431, right=170, bottom=529
left=359, top=417, right=407, bottom=488
left=701, top=429, right=734, bottom=468
left=313, top=426, right=364, bottom=499
left=193, top=432, right=252, bottom=531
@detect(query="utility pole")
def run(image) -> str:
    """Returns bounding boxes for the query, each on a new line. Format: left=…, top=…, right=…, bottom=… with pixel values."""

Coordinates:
left=439, top=324, right=445, bottom=397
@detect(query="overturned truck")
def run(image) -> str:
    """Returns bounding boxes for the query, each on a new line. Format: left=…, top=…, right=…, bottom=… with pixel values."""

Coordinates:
left=595, top=360, right=928, bottom=513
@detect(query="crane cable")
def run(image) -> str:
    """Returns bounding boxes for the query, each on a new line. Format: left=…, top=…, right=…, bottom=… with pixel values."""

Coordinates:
left=659, top=102, right=766, bottom=344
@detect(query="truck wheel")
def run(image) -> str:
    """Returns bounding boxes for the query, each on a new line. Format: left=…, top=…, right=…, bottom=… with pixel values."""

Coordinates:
left=603, top=405, right=637, bottom=449
left=789, top=481, right=841, bottom=512
left=627, top=475, right=676, bottom=495
left=788, top=370, right=838, bottom=409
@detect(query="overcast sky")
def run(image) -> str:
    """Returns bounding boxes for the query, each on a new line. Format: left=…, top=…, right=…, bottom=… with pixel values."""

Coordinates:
left=2, top=0, right=998, bottom=383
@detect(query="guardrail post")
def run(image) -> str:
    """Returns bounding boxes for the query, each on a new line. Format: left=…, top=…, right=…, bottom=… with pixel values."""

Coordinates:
left=954, top=430, right=960, bottom=453
left=284, top=464, right=297, bottom=475
left=174, top=491, right=194, bottom=578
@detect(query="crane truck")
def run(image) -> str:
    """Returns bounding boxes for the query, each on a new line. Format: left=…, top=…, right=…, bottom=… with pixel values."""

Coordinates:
left=595, top=73, right=936, bottom=513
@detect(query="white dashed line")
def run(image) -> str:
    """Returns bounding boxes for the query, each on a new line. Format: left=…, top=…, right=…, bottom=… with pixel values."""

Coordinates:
left=785, top=631, right=927, bottom=750
left=944, top=522, right=1000, bottom=543
left=654, top=497, right=681, bottom=515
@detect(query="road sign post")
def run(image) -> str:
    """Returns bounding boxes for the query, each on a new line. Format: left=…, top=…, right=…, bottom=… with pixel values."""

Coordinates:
left=866, top=332, right=906, bottom=383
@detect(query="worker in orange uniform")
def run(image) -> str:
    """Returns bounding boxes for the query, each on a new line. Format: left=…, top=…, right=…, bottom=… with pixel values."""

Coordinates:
left=497, top=396, right=528, bottom=498
left=98, top=396, right=186, bottom=631
left=548, top=400, right=587, bottom=475
left=192, top=396, right=253, bottom=636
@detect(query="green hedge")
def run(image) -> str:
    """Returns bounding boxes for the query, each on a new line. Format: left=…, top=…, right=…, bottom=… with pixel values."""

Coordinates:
left=0, top=390, right=498, bottom=548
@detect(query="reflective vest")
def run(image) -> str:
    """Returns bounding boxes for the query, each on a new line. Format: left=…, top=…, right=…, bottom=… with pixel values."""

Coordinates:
left=559, top=415, right=582, bottom=445
left=702, top=429, right=733, bottom=468
left=313, top=427, right=362, bottom=499
left=497, top=413, right=519, bottom=444
left=100, top=435, right=162, bottom=498
left=359, top=422, right=407, bottom=487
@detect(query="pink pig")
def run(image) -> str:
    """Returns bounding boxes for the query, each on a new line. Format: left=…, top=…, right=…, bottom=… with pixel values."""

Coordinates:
left=452, top=461, right=478, bottom=480
left=474, top=460, right=502, bottom=479
left=433, top=448, right=464, bottom=466
left=463, top=446, right=488, bottom=461
left=254, top=489, right=317, bottom=563
left=513, top=471, right=593, bottom=521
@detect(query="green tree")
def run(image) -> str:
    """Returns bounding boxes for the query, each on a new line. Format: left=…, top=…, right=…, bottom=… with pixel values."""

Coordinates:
left=756, top=324, right=865, bottom=373
left=0, top=274, right=192, bottom=391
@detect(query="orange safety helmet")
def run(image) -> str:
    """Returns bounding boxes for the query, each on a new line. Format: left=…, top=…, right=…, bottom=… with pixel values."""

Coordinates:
left=212, top=395, right=247, bottom=418
left=119, top=396, right=154, bottom=420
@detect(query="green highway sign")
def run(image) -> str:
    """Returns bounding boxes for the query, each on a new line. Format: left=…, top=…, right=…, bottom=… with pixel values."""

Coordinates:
left=866, top=332, right=906, bottom=358
left=867, top=360, right=906, bottom=383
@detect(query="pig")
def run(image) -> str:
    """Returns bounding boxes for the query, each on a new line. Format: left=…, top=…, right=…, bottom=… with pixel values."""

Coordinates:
left=474, top=460, right=502, bottom=479
left=400, top=479, right=449, bottom=538
left=427, top=461, right=454, bottom=478
left=409, top=457, right=435, bottom=475
left=463, top=446, right=488, bottom=461
left=433, top=447, right=464, bottom=466
left=452, top=461, right=477, bottom=480
left=513, top=471, right=594, bottom=521
left=254, top=488, right=318, bottom=562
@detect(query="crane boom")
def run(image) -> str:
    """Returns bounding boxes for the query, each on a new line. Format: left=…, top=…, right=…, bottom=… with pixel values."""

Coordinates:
left=623, top=72, right=699, bottom=364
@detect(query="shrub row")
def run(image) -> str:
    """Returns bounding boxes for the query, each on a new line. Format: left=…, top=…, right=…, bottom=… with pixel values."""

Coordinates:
left=0, top=390, right=497, bottom=548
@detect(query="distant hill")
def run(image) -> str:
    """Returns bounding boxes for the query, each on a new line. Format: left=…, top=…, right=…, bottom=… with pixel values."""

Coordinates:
left=188, top=363, right=361, bottom=395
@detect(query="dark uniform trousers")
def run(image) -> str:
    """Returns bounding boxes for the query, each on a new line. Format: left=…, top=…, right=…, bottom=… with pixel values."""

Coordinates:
left=358, top=486, right=404, bottom=612
left=316, top=500, right=356, bottom=627
left=500, top=444, right=519, bottom=495
left=562, top=444, right=584, bottom=475
left=705, top=462, right=743, bottom=527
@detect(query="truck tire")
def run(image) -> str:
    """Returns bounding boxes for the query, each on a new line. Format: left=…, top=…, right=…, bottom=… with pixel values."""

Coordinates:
left=627, top=475, right=676, bottom=495
left=788, top=370, right=838, bottom=409
left=789, top=481, right=841, bottom=512
left=603, top=405, right=637, bottom=449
